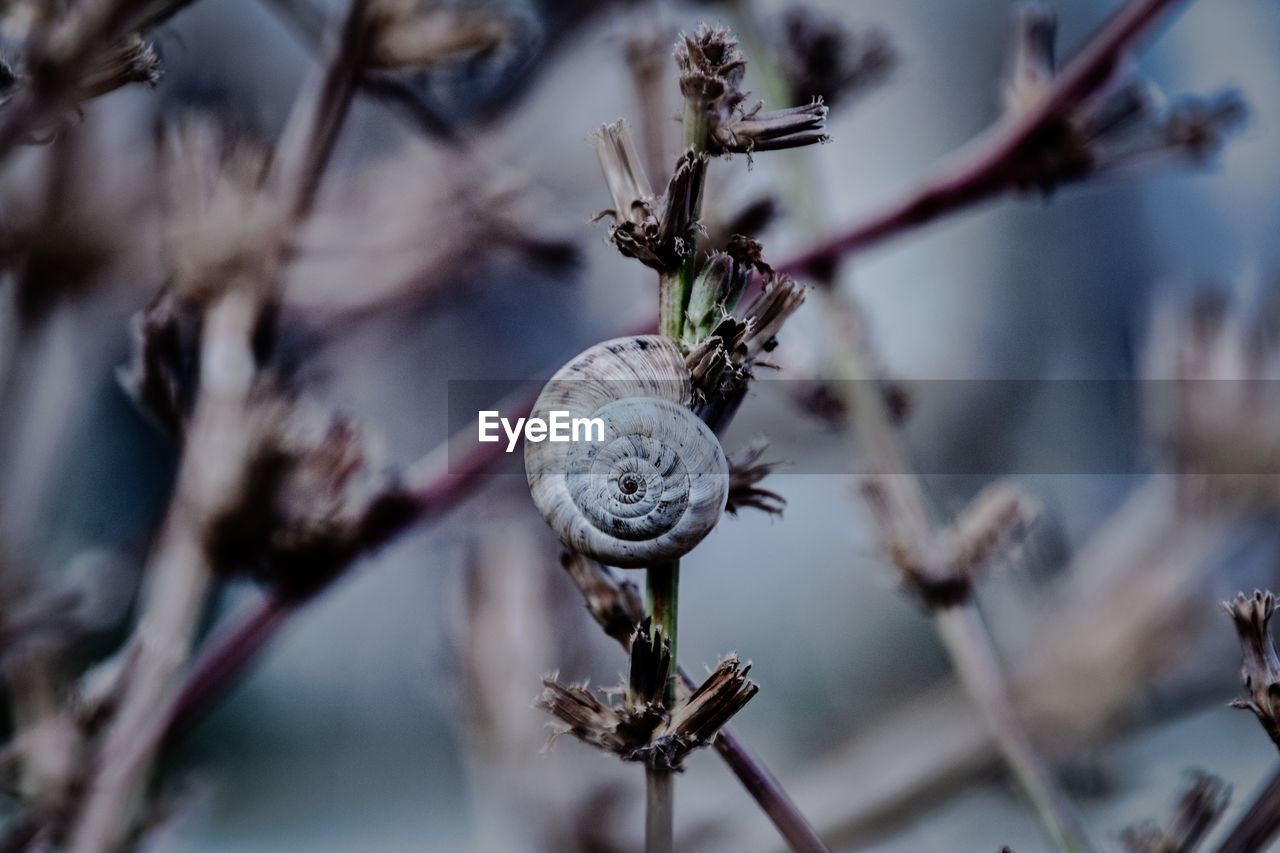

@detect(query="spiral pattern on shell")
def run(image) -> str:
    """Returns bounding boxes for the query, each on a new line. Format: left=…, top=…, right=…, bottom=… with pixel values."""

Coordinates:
left=525, top=336, right=729, bottom=567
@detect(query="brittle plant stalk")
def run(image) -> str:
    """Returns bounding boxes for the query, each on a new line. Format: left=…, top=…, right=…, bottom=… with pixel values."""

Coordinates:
left=646, top=71, right=716, bottom=853
left=65, top=1, right=373, bottom=848
left=823, top=288, right=1094, bottom=853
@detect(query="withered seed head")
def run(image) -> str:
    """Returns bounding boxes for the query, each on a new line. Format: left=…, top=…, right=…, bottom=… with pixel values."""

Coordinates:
left=536, top=621, right=758, bottom=771
left=725, top=439, right=786, bottom=517
left=675, top=24, right=746, bottom=112
left=1224, top=590, right=1280, bottom=750
left=776, top=6, right=895, bottom=110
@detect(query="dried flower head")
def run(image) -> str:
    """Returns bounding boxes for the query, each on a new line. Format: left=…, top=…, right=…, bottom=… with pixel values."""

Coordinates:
left=862, top=478, right=1037, bottom=608
left=594, top=122, right=707, bottom=273
left=682, top=250, right=752, bottom=345
left=593, top=119, right=655, bottom=229
left=1143, top=288, right=1280, bottom=508
left=203, top=394, right=394, bottom=595
left=1000, top=6, right=1245, bottom=192
left=683, top=274, right=808, bottom=404
left=725, top=439, right=786, bottom=517
left=675, top=23, right=828, bottom=159
left=740, top=274, right=808, bottom=359
left=1223, top=590, right=1280, bottom=749
left=941, top=481, right=1039, bottom=578
left=558, top=550, right=644, bottom=648
left=776, top=5, right=895, bottom=110
left=711, top=99, right=829, bottom=159
left=675, top=24, right=746, bottom=117
left=536, top=621, right=757, bottom=771
left=160, top=117, right=276, bottom=302
left=0, top=20, right=161, bottom=143
left=78, top=33, right=161, bottom=99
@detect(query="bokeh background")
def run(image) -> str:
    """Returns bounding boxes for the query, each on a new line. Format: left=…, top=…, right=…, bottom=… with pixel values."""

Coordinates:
left=5, top=0, right=1280, bottom=850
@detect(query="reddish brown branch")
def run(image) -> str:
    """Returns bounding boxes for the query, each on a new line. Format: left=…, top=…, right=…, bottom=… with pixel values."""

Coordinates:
left=775, top=0, right=1188, bottom=278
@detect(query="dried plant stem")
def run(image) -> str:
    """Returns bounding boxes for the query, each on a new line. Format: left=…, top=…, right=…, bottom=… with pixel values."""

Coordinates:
left=821, top=293, right=1093, bottom=853
left=645, top=559, right=678, bottom=853
left=677, top=666, right=832, bottom=853
left=647, top=562, right=680, bottom=706
left=1215, top=764, right=1280, bottom=853
left=935, top=604, right=1091, bottom=853
left=0, top=0, right=145, bottom=157
left=68, top=290, right=257, bottom=853
left=646, top=769, right=675, bottom=853
left=775, top=0, right=1190, bottom=277
left=645, top=64, right=720, bottom=849
left=63, top=3, right=373, bottom=848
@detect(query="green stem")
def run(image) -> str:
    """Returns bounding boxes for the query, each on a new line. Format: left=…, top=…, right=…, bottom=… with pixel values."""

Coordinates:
left=647, top=45, right=717, bottom=853
left=645, top=767, right=675, bottom=853
left=644, top=558, right=679, bottom=853
left=646, top=560, right=680, bottom=706
left=659, top=94, right=713, bottom=342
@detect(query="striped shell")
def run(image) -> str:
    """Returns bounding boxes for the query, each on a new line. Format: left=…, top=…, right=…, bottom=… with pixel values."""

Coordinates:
left=525, top=336, right=729, bottom=567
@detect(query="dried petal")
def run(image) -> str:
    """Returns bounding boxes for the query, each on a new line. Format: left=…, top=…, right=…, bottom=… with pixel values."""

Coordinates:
left=726, top=439, right=786, bottom=517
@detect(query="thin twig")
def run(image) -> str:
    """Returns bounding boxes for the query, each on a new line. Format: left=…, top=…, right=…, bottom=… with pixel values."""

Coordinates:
left=68, top=290, right=259, bottom=853
left=1215, top=764, right=1280, bottom=853
left=677, top=666, right=831, bottom=853
left=65, top=2, right=374, bottom=848
left=935, top=604, right=1092, bottom=853
left=775, top=0, right=1188, bottom=277
left=0, top=0, right=149, bottom=156
left=260, top=0, right=460, bottom=144
left=821, top=276, right=1092, bottom=853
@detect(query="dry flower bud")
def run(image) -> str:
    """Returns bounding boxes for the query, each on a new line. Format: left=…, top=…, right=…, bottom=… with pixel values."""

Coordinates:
left=943, top=481, right=1039, bottom=577
left=558, top=551, right=644, bottom=648
left=685, top=320, right=748, bottom=404
left=78, top=34, right=160, bottom=100
left=593, top=119, right=655, bottom=228
left=1224, top=590, right=1280, bottom=749
left=203, top=394, right=395, bottom=595
left=160, top=117, right=276, bottom=302
left=599, top=147, right=706, bottom=273
left=740, top=275, right=809, bottom=359
left=725, top=439, right=786, bottom=517
left=655, top=149, right=707, bottom=256
left=776, top=5, right=895, bottom=110
left=675, top=24, right=746, bottom=116
left=1143, top=288, right=1280, bottom=508
left=711, top=99, right=829, bottom=157
left=995, top=5, right=1246, bottom=192
left=536, top=624, right=757, bottom=771
left=683, top=251, right=751, bottom=344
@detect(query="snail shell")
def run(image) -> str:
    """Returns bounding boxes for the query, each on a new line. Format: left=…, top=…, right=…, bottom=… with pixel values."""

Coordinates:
left=525, top=335, right=729, bottom=568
